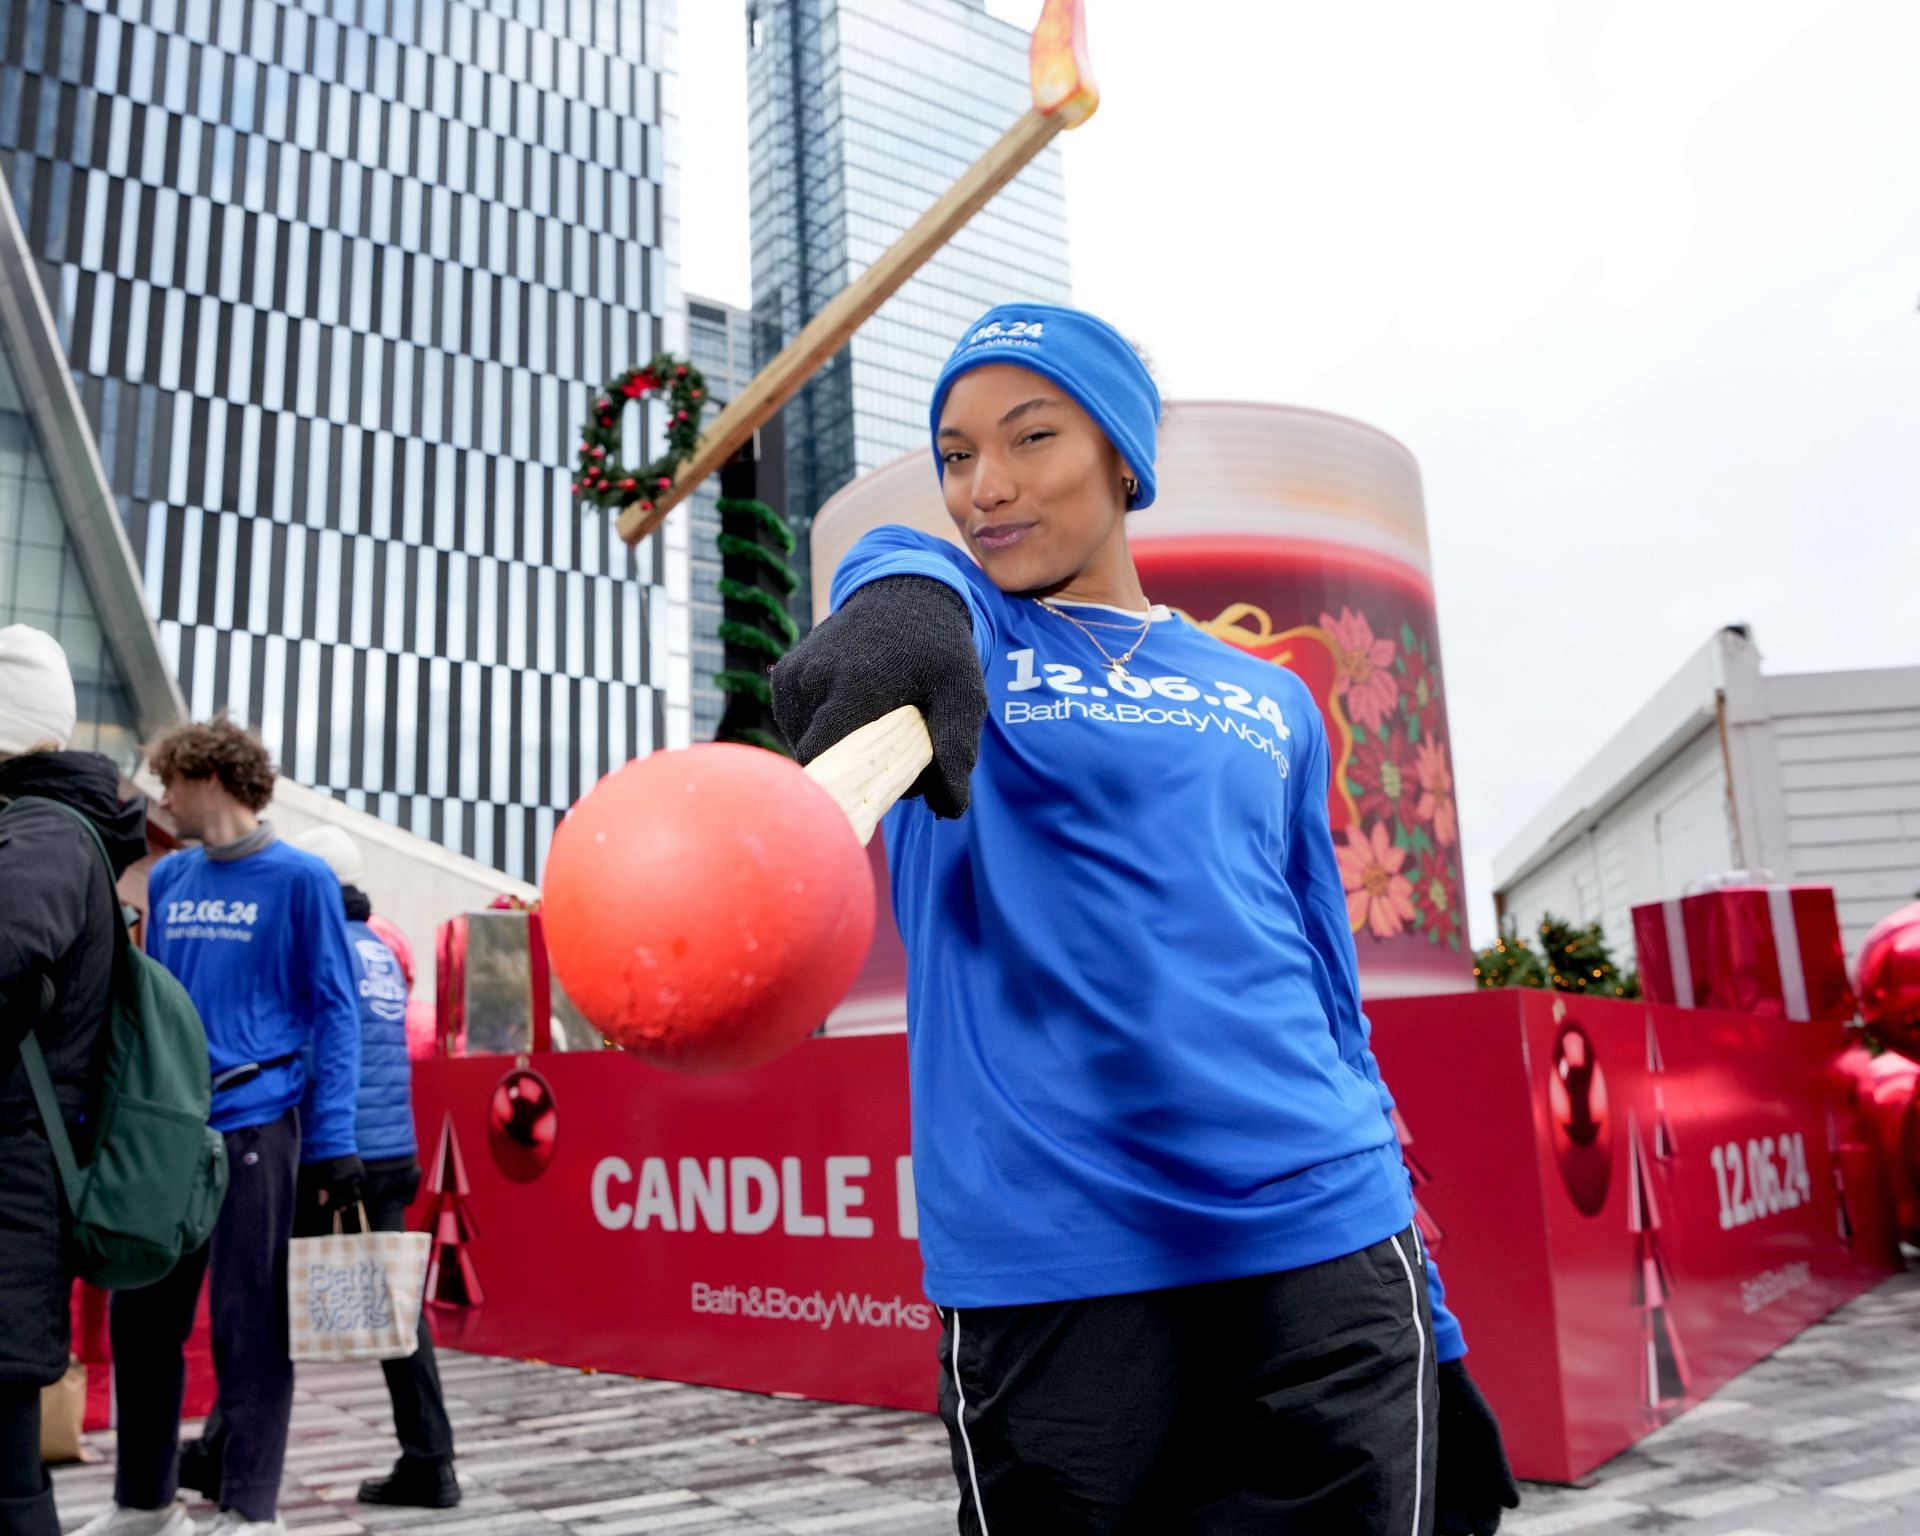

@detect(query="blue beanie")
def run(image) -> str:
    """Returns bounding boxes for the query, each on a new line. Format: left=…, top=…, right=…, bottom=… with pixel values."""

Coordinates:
left=929, top=303, right=1161, bottom=510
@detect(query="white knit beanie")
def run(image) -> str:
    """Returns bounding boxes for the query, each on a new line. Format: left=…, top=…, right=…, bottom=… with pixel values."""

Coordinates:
left=0, top=625, right=78, bottom=754
left=292, top=823, right=365, bottom=887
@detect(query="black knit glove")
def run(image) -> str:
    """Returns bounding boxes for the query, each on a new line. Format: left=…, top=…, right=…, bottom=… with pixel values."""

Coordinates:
left=770, top=576, right=988, bottom=819
left=1437, top=1359, right=1520, bottom=1535
left=300, top=1154, right=366, bottom=1223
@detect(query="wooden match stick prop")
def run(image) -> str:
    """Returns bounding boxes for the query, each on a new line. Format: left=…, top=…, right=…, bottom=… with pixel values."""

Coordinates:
left=544, top=4, right=1099, bottom=1072
left=614, top=0, right=1099, bottom=546
left=799, top=704, right=935, bottom=848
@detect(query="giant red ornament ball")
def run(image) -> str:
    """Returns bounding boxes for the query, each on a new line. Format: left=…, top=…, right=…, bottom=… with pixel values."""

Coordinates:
left=542, top=744, right=876, bottom=1073
left=1857, top=900, right=1920, bottom=1058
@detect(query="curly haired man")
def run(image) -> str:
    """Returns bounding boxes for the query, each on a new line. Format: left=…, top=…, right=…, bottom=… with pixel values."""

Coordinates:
left=81, top=719, right=361, bottom=1536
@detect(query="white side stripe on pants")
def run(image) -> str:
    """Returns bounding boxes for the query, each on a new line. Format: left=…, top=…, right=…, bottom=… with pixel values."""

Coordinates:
left=1387, top=1232, right=1429, bottom=1536
left=950, top=1309, right=992, bottom=1535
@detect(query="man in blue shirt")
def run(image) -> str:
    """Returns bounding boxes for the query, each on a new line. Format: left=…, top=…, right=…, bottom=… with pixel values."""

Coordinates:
left=79, top=720, right=361, bottom=1536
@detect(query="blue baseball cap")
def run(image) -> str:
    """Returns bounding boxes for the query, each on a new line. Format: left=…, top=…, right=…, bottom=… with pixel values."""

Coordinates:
left=929, top=303, right=1161, bottom=510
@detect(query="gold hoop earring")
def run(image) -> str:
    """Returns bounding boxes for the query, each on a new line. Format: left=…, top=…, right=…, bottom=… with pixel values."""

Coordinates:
left=1122, top=476, right=1138, bottom=502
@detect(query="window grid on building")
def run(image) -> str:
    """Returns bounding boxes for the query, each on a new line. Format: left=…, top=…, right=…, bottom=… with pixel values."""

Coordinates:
left=1, top=0, right=689, bottom=881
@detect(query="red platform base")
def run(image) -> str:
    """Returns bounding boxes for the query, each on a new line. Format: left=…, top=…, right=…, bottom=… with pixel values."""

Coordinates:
left=1369, top=991, right=1896, bottom=1481
left=400, top=991, right=1896, bottom=1483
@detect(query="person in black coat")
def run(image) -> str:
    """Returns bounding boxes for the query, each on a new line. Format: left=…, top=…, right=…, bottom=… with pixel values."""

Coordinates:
left=0, top=626, right=149, bottom=1536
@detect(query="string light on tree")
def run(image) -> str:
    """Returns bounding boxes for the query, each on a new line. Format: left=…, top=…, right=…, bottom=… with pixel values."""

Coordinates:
left=1476, top=914, right=1640, bottom=999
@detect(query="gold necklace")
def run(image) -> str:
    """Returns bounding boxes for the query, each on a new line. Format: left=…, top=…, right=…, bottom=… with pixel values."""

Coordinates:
left=1033, top=598, right=1153, bottom=678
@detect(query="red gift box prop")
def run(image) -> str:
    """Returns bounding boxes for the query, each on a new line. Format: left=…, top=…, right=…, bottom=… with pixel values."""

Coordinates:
left=1632, top=885, right=1856, bottom=1022
left=436, top=903, right=605, bottom=1056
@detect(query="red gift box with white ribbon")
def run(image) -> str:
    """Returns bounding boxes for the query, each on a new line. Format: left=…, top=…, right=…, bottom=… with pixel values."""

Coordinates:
left=1632, top=884, right=1856, bottom=1021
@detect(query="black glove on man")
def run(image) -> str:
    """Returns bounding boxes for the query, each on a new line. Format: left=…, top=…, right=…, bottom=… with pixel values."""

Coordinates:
left=300, top=1153, right=366, bottom=1224
left=1436, top=1359, right=1521, bottom=1535
left=770, top=575, right=989, bottom=819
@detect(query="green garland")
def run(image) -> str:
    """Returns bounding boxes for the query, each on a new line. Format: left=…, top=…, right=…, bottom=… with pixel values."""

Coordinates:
left=573, top=353, right=708, bottom=513
left=716, top=496, right=796, bottom=553
left=716, top=577, right=800, bottom=646
left=717, top=619, right=787, bottom=660
left=713, top=497, right=800, bottom=754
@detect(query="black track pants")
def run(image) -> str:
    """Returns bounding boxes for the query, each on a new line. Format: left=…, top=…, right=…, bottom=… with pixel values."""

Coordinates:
left=937, top=1225, right=1438, bottom=1535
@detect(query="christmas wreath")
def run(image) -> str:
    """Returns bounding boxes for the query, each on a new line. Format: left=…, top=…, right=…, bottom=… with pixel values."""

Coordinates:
left=572, top=354, right=708, bottom=513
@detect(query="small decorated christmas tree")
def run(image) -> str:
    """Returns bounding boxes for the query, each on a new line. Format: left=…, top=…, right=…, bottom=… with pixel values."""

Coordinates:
left=1472, top=922, right=1548, bottom=989
left=1537, top=915, right=1641, bottom=999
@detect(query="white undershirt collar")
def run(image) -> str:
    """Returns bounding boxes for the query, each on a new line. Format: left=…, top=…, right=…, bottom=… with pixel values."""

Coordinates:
left=1047, top=596, right=1175, bottom=623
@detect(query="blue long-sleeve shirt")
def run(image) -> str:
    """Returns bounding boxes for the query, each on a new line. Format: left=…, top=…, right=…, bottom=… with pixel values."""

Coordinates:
left=835, top=526, right=1466, bottom=1359
left=146, top=840, right=360, bottom=1159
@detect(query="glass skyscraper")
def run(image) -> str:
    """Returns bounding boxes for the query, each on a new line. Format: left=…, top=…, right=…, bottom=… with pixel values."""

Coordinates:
left=744, top=0, right=1071, bottom=617
left=0, top=0, right=688, bottom=881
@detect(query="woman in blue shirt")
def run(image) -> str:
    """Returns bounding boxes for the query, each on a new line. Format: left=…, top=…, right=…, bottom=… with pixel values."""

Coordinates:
left=772, top=305, right=1516, bottom=1534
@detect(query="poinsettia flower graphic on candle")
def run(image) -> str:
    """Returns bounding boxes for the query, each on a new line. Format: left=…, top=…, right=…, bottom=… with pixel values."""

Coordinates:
left=1339, top=822, right=1417, bottom=938
left=1321, top=606, right=1399, bottom=734
left=1349, top=723, right=1420, bottom=829
left=1413, top=848, right=1462, bottom=950
left=1413, top=736, right=1458, bottom=847
left=1400, top=640, right=1438, bottom=719
left=1185, top=604, right=1360, bottom=837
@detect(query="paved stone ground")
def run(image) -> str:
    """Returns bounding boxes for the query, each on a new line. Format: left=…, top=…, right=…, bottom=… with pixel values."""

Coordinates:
left=52, top=1267, right=1920, bottom=1535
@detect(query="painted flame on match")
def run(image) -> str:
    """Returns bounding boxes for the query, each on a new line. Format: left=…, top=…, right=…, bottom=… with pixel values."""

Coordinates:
left=1030, top=0, right=1099, bottom=126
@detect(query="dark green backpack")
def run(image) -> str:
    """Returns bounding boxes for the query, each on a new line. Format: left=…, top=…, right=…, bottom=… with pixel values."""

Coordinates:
left=6, top=797, right=229, bottom=1289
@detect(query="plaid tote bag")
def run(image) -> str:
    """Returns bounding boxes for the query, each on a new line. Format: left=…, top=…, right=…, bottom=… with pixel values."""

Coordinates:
left=288, top=1210, right=433, bottom=1363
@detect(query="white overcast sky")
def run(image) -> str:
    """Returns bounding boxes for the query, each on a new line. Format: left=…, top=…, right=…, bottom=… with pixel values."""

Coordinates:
left=676, top=1, right=1920, bottom=947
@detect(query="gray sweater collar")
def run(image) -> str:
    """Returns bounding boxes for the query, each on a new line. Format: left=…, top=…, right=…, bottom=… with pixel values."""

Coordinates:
left=205, top=820, right=278, bottom=862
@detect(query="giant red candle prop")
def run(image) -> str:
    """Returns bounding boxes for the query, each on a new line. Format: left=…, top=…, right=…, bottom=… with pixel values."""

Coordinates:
left=809, top=400, right=1473, bottom=1019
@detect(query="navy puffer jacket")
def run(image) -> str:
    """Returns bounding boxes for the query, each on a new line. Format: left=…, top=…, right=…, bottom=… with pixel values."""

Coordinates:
left=341, top=908, right=416, bottom=1162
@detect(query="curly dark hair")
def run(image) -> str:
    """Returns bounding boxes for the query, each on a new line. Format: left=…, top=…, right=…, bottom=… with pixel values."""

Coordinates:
left=147, top=715, right=277, bottom=812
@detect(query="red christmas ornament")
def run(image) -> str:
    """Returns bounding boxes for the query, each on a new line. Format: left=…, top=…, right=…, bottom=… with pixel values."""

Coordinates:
left=570, top=483, right=581, bottom=496
left=640, top=500, right=653, bottom=513
left=656, top=476, right=671, bottom=489
left=600, top=415, right=613, bottom=427
left=590, top=446, right=605, bottom=459
left=1548, top=1015, right=1612, bottom=1217
left=691, top=388, right=703, bottom=399
left=620, top=477, right=637, bottom=491
left=1858, top=901, right=1920, bottom=1058
left=674, top=366, right=686, bottom=377
left=487, top=1066, right=559, bottom=1183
